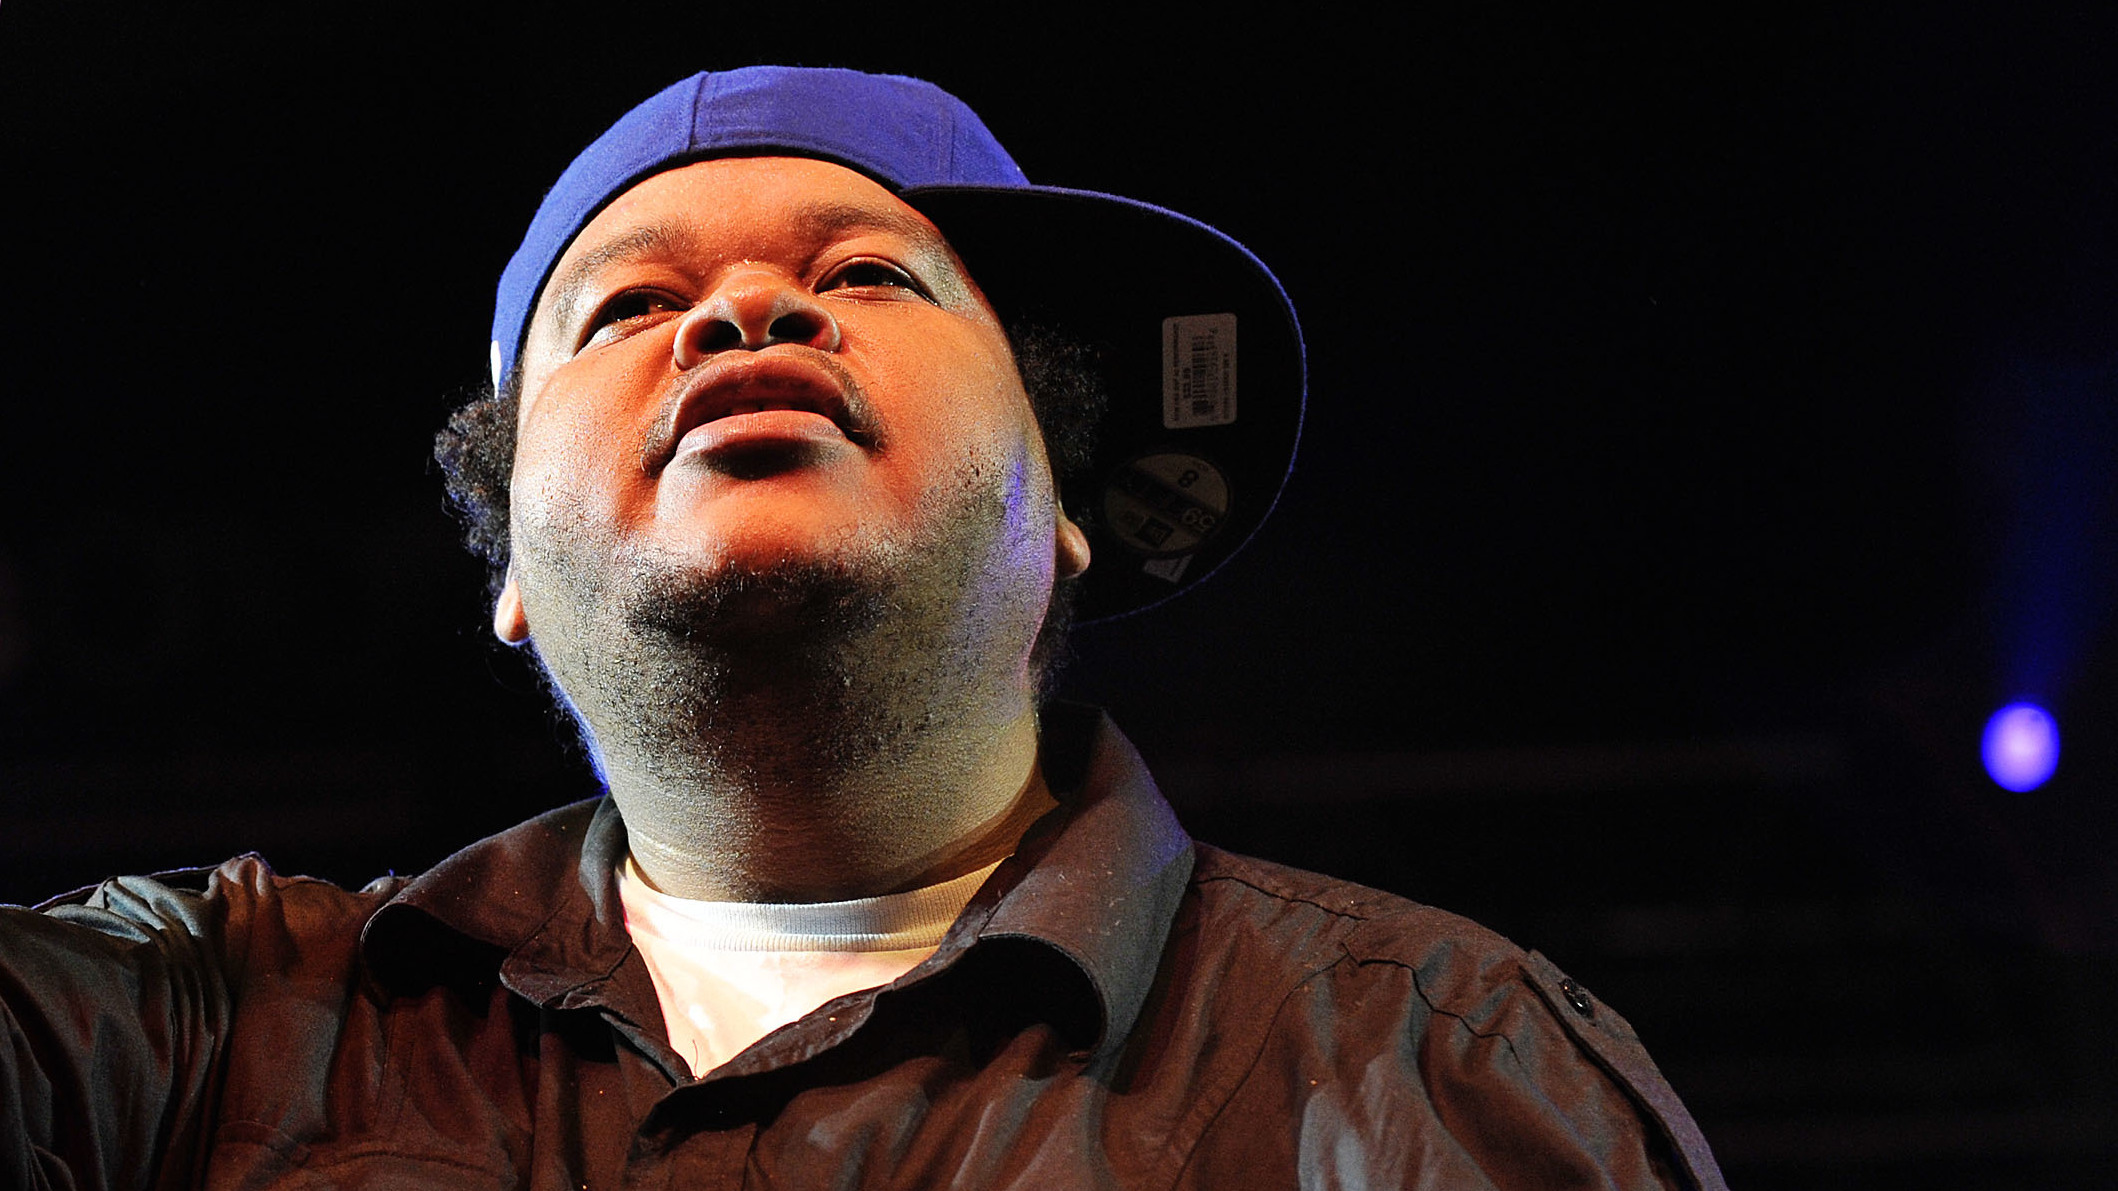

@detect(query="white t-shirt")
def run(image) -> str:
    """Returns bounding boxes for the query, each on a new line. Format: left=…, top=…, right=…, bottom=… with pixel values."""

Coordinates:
left=617, top=855, right=1001, bottom=1078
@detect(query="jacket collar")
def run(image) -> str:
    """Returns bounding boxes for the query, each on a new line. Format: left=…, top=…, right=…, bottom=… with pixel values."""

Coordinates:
left=362, top=706, right=1194, bottom=1058
left=360, top=794, right=634, bottom=1010
left=955, top=704, right=1195, bottom=1054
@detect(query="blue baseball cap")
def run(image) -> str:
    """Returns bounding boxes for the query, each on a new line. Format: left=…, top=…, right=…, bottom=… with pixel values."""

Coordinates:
left=492, top=66, right=1304, bottom=621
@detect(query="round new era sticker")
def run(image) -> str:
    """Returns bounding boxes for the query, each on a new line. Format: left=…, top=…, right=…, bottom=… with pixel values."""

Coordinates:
left=1102, top=452, right=1231, bottom=557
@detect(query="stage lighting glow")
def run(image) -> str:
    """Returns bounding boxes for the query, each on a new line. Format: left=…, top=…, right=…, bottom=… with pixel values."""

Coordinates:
left=1982, top=702, right=2060, bottom=792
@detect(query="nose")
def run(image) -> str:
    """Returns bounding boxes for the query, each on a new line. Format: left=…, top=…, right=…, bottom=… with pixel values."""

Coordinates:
left=672, top=268, right=841, bottom=366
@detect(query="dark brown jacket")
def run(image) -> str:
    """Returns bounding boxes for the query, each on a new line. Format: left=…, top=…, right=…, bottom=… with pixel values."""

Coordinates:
left=2, top=708, right=1725, bottom=1188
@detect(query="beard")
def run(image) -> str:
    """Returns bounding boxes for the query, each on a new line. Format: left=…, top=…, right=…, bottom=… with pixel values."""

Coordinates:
left=512, top=459, right=1051, bottom=799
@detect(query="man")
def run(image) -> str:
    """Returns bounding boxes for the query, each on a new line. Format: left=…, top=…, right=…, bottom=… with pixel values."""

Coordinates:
left=3, top=67, right=1725, bottom=1188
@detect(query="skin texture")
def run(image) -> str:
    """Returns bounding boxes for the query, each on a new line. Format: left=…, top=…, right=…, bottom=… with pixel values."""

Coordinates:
left=494, top=158, right=1090, bottom=903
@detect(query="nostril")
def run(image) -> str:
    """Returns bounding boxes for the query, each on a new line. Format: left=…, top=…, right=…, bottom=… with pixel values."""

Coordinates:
left=676, top=283, right=838, bottom=362
left=768, top=311, right=828, bottom=346
left=694, top=320, right=744, bottom=353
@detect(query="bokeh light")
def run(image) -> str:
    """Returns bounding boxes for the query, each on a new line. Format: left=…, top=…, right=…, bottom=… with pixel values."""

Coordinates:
left=1982, top=702, right=2060, bottom=792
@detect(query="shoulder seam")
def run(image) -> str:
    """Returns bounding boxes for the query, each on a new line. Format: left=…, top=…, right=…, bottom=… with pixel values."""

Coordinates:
left=1322, top=947, right=1538, bottom=1060
left=1190, top=871, right=1378, bottom=922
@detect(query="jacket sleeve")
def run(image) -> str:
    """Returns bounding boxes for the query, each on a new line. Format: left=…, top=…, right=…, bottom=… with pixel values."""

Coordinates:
left=2, top=872, right=236, bottom=1191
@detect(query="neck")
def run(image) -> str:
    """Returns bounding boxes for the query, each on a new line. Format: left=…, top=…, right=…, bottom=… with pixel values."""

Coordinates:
left=555, top=585, right=1054, bottom=903
left=608, top=699, right=1054, bottom=903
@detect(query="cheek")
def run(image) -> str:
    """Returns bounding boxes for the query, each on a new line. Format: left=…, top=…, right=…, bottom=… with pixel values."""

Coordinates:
left=515, top=419, right=639, bottom=525
left=878, top=347, right=1048, bottom=506
left=910, top=355, right=1061, bottom=576
left=990, top=445, right=1060, bottom=585
left=512, top=366, right=666, bottom=539
left=864, top=317, right=1035, bottom=445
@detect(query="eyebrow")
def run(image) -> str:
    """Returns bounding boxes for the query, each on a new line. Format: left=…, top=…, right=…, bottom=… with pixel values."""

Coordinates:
left=539, top=198, right=953, bottom=333
left=542, top=222, right=679, bottom=332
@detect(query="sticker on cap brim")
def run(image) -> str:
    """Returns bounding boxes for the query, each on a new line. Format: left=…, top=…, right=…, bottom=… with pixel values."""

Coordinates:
left=1162, top=313, right=1237, bottom=429
left=1102, top=452, right=1230, bottom=559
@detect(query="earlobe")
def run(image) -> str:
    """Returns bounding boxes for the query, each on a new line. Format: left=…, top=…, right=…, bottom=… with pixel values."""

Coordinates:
left=1055, top=514, right=1091, bottom=581
left=493, top=570, right=531, bottom=646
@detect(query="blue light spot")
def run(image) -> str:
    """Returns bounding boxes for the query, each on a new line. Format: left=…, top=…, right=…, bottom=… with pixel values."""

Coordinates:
left=1982, top=702, right=2060, bottom=792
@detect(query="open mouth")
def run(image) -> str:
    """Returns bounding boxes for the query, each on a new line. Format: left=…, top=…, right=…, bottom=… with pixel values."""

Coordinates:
left=656, top=352, right=872, bottom=467
left=717, top=398, right=819, bottom=418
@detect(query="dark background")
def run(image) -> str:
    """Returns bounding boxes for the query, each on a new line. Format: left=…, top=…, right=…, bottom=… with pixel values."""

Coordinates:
left=3, top=4, right=2115, bottom=1186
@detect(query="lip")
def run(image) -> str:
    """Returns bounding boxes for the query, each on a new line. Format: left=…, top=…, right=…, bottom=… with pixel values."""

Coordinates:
left=654, top=351, right=868, bottom=468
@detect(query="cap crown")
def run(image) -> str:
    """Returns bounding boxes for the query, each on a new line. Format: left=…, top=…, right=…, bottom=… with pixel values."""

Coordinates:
left=491, top=66, right=1028, bottom=383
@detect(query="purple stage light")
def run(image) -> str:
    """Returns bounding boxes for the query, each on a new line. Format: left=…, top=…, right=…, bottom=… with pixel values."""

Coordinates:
left=1982, top=702, right=2060, bottom=792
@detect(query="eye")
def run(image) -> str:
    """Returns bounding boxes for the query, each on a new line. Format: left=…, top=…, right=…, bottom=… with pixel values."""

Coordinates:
left=821, top=260, right=929, bottom=298
left=580, top=290, right=688, bottom=347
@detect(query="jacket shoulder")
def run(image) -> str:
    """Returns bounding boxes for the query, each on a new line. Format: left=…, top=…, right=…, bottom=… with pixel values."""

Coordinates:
left=1182, top=844, right=1727, bottom=1191
left=1186, top=843, right=1524, bottom=973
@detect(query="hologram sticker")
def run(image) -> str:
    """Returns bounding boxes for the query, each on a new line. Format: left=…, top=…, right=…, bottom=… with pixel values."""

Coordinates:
left=1162, top=313, right=1237, bottom=429
left=1101, top=452, right=1230, bottom=558
left=1142, top=554, right=1194, bottom=584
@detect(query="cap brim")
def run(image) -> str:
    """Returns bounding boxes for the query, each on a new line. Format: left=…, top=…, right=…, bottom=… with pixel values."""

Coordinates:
left=904, top=185, right=1307, bottom=623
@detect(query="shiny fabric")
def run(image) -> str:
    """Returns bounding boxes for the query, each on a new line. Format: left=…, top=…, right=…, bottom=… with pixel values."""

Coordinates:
left=1, top=707, right=1726, bottom=1189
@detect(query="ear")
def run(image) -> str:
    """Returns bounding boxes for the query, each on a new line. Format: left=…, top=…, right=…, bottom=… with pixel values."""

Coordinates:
left=493, top=568, right=531, bottom=646
left=1055, top=512, right=1091, bottom=581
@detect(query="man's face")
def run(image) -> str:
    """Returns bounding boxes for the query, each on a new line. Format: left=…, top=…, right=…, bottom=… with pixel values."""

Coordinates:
left=497, top=156, right=1088, bottom=696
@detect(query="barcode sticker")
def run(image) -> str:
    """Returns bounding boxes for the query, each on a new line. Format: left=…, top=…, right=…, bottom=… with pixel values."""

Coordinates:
left=1162, top=313, right=1237, bottom=429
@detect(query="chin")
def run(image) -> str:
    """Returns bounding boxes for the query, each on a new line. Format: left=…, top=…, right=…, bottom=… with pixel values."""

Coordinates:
left=615, top=528, right=895, bottom=644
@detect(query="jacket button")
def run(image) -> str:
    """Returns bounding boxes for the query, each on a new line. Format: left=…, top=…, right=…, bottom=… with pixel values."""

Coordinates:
left=1560, top=978, right=1595, bottom=1018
